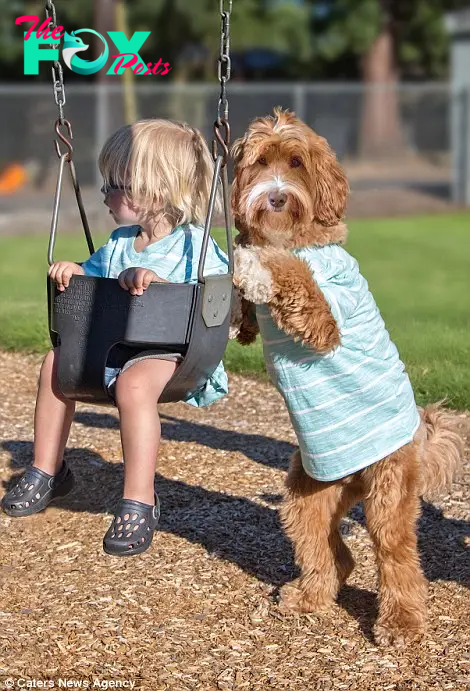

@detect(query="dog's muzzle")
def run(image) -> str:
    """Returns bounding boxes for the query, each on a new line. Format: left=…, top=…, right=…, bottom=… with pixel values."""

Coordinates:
left=246, top=176, right=291, bottom=214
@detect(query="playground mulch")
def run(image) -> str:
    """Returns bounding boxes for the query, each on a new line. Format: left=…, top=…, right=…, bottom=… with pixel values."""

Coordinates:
left=0, top=352, right=468, bottom=689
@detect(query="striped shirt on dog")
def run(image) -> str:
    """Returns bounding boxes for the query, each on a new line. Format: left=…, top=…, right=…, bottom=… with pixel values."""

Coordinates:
left=256, top=244, right=421, bottom=481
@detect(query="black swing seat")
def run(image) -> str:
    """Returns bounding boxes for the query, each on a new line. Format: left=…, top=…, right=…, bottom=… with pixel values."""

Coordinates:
left=48, top=272, right=233, bottom=405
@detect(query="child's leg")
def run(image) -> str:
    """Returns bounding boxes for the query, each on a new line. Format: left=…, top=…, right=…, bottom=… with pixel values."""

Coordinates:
left=34, top=348, right=76, bottom=475
left=1, top=348, right=75, bottom=516
left=114, top=359, right=178, bottom=505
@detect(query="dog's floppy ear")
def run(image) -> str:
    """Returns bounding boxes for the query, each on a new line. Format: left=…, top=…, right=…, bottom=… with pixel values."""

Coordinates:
left=311, top=135, right=349, bottom=226
left=231, top=136, right=246, bottom=169
left=231, top=136, right=245, bottom=224
left=231, top=133, right=262, bottom=168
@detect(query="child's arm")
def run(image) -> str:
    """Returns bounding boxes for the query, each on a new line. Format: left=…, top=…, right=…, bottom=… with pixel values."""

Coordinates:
left=48, top=261, right=85, bottom=292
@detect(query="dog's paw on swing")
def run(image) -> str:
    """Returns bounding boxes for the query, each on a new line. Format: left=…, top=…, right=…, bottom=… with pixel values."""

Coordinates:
left=233, top=246, right=275, bottom=304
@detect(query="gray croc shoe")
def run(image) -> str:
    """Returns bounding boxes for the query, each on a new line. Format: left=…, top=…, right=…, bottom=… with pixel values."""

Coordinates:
left=103, top=494, right=160, bottom=557
left=1, top=462, right=74, bottom=517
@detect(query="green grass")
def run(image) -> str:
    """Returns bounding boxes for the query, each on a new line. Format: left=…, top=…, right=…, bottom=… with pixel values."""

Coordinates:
left=1, top=214, right=469, bottom=408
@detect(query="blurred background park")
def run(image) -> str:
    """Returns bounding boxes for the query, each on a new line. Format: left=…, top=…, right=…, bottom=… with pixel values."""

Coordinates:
left=0, top=0, right=468, bottom=408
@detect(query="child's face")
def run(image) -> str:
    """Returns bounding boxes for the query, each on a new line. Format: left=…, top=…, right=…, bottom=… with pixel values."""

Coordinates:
left=101, top=183, right=140, bottom=226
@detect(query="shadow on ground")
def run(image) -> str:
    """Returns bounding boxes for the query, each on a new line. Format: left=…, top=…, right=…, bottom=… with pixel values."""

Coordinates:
left=2, top=431, right=468, bottom=642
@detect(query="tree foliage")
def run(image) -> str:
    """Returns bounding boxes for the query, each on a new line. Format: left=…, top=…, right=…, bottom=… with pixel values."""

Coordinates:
left=309, top=0, right=470, bottom=79
left=1, top=0, right=468, bottom=80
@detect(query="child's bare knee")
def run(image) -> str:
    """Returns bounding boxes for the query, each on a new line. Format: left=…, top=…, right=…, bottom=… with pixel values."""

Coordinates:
left=115, top=371, right=148, bottom=409
left=115, top=361, right=176, bottom=410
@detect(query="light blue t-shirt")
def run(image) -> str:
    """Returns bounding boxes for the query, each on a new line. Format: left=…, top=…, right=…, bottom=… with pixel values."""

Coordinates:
left=81, top=223, right=229, bottom=407
left=256, top=244, right=420, bottom=481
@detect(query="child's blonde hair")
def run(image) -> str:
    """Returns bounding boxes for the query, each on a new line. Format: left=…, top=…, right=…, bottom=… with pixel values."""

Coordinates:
left=98, top=118, right=222, bottom=226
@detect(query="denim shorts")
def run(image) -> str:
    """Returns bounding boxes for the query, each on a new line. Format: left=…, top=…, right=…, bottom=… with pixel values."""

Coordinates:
left=104, top=348, right=184, bottom=399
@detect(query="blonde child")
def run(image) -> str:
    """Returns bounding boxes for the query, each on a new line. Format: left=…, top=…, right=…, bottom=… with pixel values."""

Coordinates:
left=1, top=119, right=229, bottom=556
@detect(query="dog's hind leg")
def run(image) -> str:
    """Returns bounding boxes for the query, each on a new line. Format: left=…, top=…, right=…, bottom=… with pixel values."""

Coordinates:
left=279, top=450, right=361, bottom=613
left=361, top=441, right=427, bottom=647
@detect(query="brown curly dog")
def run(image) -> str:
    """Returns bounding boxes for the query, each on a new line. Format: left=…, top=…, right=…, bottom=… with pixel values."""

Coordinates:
left=230, top=107, right=464, bottom=647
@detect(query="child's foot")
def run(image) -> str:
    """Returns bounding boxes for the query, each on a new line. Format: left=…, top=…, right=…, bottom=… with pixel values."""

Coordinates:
left=103, top=494, right=160, bottom=557
left=1, top=462, right=74, bottom=517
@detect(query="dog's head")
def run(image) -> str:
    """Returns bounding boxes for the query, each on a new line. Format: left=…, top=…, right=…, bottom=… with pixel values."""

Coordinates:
left=231, top=108, right=349, bottom=248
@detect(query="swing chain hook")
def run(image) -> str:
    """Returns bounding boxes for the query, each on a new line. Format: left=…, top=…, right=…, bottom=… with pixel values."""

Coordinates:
left=212, top=119, right=230, bottom=166
left=54, top=119, right=74, bottom=161
left=213, top=0, right=232, bottom=166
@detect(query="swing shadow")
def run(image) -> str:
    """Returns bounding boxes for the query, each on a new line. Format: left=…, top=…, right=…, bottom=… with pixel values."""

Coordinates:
left=73, top=410, right=295, bottom=471
left=0, top=439, right=295, bottom=588
left=1, top=439, right=468, bottom=642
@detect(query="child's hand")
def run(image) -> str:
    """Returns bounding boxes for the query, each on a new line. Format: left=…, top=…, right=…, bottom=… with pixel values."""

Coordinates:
left=118, top=267, right=167, bottom=296
left=48, top=261, right=85, bottom=291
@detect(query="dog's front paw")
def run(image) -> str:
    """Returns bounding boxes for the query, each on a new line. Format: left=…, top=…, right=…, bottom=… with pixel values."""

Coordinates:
left=233, top=246, right=275, bottom=304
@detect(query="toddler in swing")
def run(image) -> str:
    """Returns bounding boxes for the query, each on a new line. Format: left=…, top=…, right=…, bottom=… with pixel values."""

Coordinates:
left=1, top=119, right=229, bottom=556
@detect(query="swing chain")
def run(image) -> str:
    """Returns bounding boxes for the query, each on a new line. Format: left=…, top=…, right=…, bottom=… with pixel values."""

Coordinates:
left=45, top=0, right=66, bottom=125
left=44, top=0, right=70, bottom=158
left=213, top=0, right=232, bottom=166
left=217, top=0, right=232, bottom=122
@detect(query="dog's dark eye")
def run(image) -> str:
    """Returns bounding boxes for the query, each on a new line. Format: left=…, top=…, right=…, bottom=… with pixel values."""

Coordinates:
left=290, top=157, right=302, bottom=168
left=257, top=156, right=268, bottom=165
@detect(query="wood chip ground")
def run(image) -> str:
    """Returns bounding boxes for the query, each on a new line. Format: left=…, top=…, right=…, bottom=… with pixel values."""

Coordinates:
left=0, top=353, right=468, bottom=690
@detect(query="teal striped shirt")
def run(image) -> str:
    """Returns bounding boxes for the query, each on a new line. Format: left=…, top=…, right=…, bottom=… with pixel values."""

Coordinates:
left=81, top=223, right=229, bottom=407
left=81, top=223, right=229, bottom=283
left=256, top=244, right=420, bottom=481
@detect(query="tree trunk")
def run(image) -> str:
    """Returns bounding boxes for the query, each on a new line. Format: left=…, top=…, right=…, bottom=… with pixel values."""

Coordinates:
left=94, top=0, right=116, bottom=184
left=94, top=0, right=114, bottom=80
left=359, top=24, right=405, bottom=159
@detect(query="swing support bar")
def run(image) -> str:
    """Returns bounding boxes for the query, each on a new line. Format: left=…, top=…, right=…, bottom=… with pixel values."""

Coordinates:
left=48, top=120, right=95, bottom=265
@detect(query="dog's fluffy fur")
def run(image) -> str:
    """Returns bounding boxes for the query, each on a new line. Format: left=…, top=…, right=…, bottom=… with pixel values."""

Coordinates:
left=230, top=108, right=464, bottom=646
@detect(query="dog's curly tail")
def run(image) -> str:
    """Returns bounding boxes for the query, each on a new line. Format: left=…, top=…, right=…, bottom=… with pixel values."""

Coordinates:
left=419, top=403, right=464, bottom=501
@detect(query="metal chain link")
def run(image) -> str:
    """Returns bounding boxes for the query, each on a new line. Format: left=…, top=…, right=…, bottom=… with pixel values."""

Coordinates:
left=204, top=1, right=234, bottom=276
left=212, top=0, right=232, bottom=166
left=45, top=0, right=66, bottom=123
left=217, top=0, right=232, bottom=123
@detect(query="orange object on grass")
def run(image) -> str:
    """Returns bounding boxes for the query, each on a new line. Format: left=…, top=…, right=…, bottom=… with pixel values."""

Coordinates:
left=0, top=163, right=28, bottom=194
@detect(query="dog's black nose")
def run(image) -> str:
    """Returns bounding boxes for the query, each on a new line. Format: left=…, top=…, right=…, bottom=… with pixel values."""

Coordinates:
left=269, top=191, right=287, bottom=209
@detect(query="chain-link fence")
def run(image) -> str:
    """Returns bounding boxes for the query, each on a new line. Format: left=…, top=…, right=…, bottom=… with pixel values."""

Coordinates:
left=0, top=82, right=455, bottom=196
